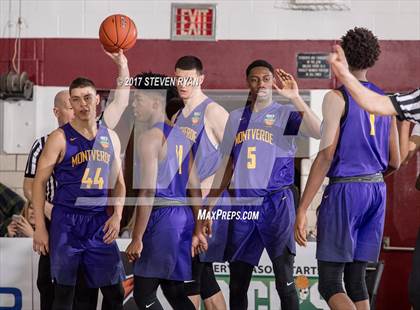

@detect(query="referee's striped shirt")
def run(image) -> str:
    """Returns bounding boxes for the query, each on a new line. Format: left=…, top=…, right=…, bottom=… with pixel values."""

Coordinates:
left=24, top=135, right=56, bottom=203
left=390, top=88, right=420, bottom=124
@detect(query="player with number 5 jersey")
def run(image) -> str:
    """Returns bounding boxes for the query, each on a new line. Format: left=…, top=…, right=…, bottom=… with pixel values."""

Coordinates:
left=208, top=60, right=321, bottom=310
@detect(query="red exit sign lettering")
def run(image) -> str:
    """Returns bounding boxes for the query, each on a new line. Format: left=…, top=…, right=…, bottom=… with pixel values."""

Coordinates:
left=171, top=4, right=216, bottom=41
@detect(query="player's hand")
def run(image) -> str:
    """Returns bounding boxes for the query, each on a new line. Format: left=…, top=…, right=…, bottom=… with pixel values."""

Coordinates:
left=328, top=44, right=352, bottom=81
left=17, top=217, right=34, bottom=237
left=203, top=218, right=213, bottom=238
left=33, top=226, right=49, bottom=255
left=192, top=230, right=208, bottom=257
left=103, top=213, right=121, bottom=244
left=6, top=221, right=17, bottom=237
left=126, top=237, right=143, bottom=262
left=294, top=207, right=307, bottom=247
left=273, top=69, right=299, bottom=100
left=103, top=48, right=128, bottom=68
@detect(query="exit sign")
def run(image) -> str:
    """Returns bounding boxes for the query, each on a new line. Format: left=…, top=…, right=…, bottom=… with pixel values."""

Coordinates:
left=171, top=3, right=216, bottom=41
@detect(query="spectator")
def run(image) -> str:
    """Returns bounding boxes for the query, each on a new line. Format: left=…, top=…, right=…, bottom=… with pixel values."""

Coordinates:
left=0, top=182, right=25, bottom=236
left=6, top=202, right=35, bottom=237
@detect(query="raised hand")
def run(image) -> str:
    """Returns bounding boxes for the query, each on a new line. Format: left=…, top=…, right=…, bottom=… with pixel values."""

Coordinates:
left=103, top=48, right=128, bottom=68
left=273, top=69, right=299, bottom=100
left=328, top=44, right=351, bottom=81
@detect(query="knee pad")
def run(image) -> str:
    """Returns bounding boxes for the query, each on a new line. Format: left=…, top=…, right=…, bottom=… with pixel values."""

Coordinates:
left=318, top=261, right=346, bottom=303
left=161, top=281, right=195, bottom=310
left=184, top=257, right=203, bottom=296
left=344, top=262, right=369, bottom=302
left=133, top=290, right=161, bottom=310
left=200, top=263, right=221, bottom=300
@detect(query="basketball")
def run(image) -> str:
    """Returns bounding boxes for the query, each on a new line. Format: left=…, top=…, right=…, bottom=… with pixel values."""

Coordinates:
left=99, top=14, right=137, bottom=53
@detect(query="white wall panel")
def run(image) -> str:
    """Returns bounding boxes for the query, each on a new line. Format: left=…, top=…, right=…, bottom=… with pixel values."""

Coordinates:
left=1, top=0, right=419, bottom=40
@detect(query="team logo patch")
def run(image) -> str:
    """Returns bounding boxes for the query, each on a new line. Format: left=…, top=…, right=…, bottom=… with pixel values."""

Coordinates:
left=191, top=111, right=201, bottom=125
left=99, top=136, right=109, bottom=148
left=264, top=113, right=275, bottom=127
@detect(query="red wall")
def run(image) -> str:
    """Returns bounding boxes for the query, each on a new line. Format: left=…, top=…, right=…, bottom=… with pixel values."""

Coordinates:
left=1, top=38, right=419, bottom=309
left=1, top=38, right=420, bottom=92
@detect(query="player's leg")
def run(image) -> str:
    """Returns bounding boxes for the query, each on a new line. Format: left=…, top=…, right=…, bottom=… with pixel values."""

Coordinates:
left=100, top=282, right=125, bottom=310
left=161, top=280, right=196, bottom=310
left=37, top=254, right=54, bottom=310
left=133, top=276, right=163, bottom=310
left=343, top=261, right=369, bottom=310
left=49, top=208, right=82, bottom=310
left=318, top=260, right=355, bottom=310
left=73, top=267, right=99, bottom=310
left=260, top=189, right=298, bottom=309
left=229, top=261, right=254, bottom=310
left=184, top=256, right=203, bottom=308
left=52, top=284, right=76, bottom=310
left=272, top=249, right=299, bottom=310
left=201, top=262, right=226, bottom=310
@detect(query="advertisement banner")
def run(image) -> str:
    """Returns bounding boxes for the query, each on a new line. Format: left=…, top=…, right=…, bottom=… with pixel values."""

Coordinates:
left=0, top=239, right=327, bottom=309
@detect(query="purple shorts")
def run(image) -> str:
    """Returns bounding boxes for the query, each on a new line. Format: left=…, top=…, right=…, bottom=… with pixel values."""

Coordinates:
left=133, top=205, right=194, bottom=281
left=316, top=181, right=386, bottom=263
left=225, top=189, right=296, bottom=266
left=50, top=206, right=125, bottom=288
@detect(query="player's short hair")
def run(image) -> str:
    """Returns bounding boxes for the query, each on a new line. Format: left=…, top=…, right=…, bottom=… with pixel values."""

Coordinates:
left=133, top=72, right=180, bottom=117
left=246, top=60, right=274, bottom=77
left=69, top=77, right=96, bottom=94
left=341, top=27, right=381, bottom=70
left=175, top=56, right=203, bottom=74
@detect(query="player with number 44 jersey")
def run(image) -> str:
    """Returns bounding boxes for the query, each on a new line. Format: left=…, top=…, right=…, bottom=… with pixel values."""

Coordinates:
left=32, top=77, right=126, bottom=310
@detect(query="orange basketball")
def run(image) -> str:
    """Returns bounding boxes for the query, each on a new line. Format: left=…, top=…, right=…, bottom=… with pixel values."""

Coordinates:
left=99, top=14, right=137, bottom=53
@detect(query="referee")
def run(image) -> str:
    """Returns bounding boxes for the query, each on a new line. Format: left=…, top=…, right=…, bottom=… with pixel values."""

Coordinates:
left=24, top=90, right=74, bottom=310
left=329, top=44, right=420, bottom=123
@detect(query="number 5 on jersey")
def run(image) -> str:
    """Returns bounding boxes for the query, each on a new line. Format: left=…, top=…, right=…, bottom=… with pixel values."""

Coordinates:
left=247, top=146, right=256, bottom=169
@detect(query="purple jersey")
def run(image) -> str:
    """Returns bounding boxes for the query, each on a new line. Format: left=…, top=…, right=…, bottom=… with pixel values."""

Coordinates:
left=175, top=98, right=221, bottom=181
left=53, top=123, right=114, bottom=212
left=221, top=102, right=302, bottom=198
left=328, top=83, right=391, bottom=178
left=154, top=122, right=191, bottom=203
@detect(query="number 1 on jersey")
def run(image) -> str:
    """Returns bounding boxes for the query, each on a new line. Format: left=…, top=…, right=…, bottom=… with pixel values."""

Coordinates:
left=176, top=145, right=183, bottom=174
left=369, top=114, right=376, bottom=136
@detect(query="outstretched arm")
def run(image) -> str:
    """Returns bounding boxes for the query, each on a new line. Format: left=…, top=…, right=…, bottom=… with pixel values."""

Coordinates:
left=102, top=49, right=131, bottom=129
left=329, top=45, right=397, bottom=116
